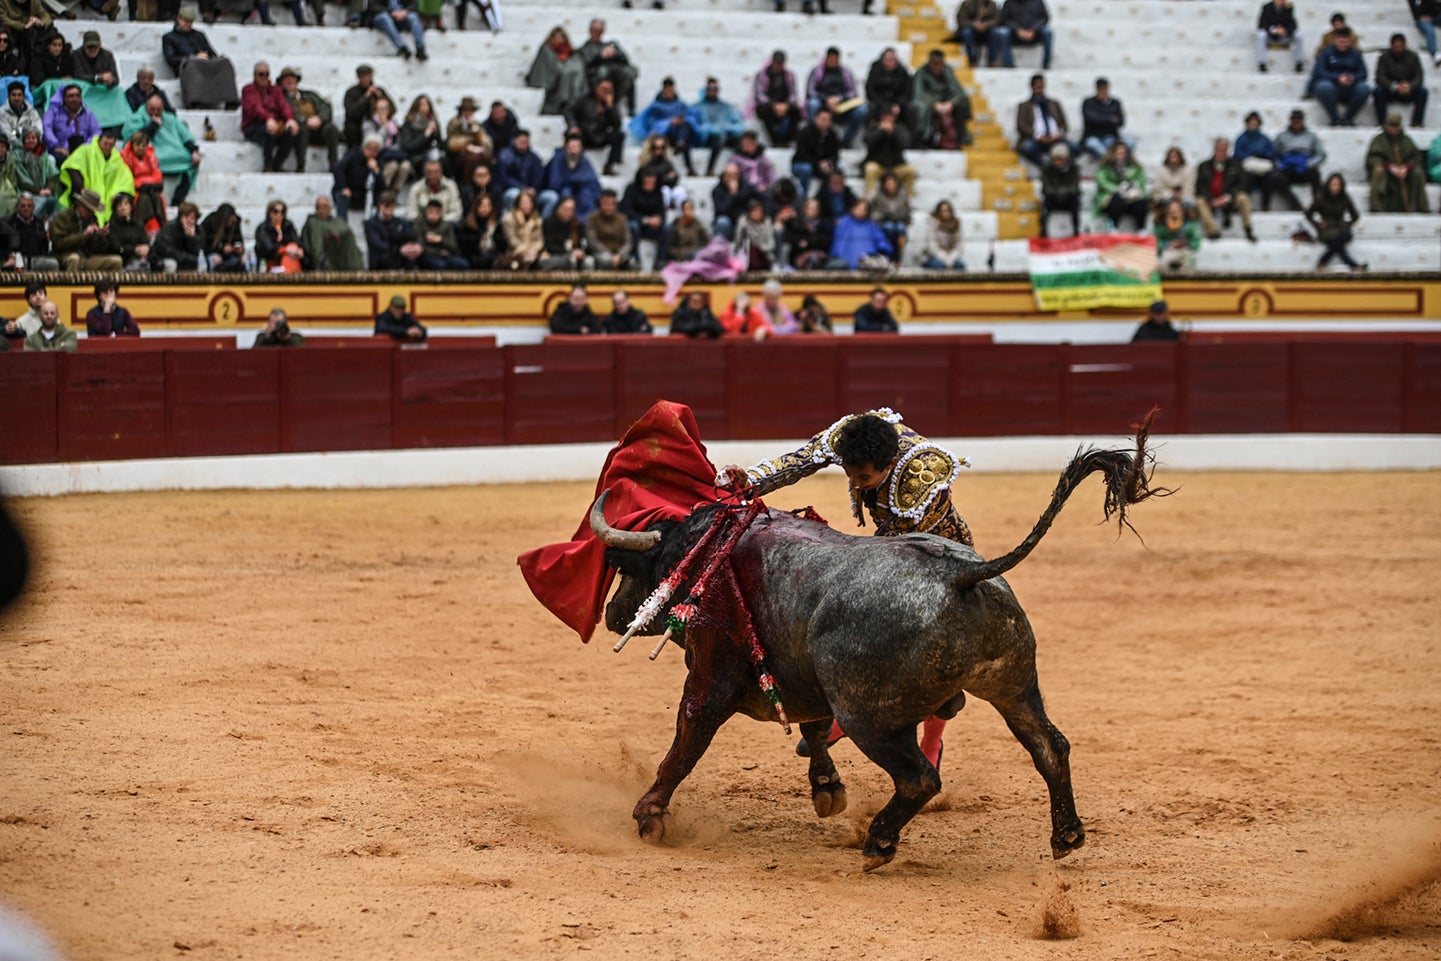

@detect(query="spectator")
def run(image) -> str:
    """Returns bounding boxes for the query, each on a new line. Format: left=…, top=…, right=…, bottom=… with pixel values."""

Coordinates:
left=1130, top=300, right=1180, bottom=342
left=13, top=131, right=59, bottom=219
left=253, top=308, right=305, bottom=347
left=496, top=127, right=548, bottom=212
left=1094, top=141, right=1148, bottom=231
left=631, top=77, right=697, bottom=176
left=543, top=130, right=602, bottom=220
left=0, top=134, right=15, bottom=216
left=1367, top=113, right=1429, bottom=211
left=548, top=283, right=598, bottom=334
left=752, top=50, right=800, bottom=147
left=1079, top=77, right=1134, bottom=158
left=366, top=190, right=425, bottom=269
left=125, top=65, right=173, bottom=114
left=1429, top=132, right=1441, bottom=182
left=332, top=135, right=384, bottom=218
left=912, top=50, right=971, bottom=150
left=1410, top=0, right=1440, bottom=67
left=416, top=199, right=467, bottom=270
left=621, top=169, right=668, bottom=270
left=300, top=194, right=364, bottom=270
left=578, top=19, right=637, bottom=116
left=119, top=131, right=164, bottom=228
left=0, top=80, right=38, bottom=143
left=70, top=31, right=117, bottom=88
left=1038, top=144, right=1079, bottom=236
left=28, top=31, right=70, bottom=90
left=341, top=64, right=395, bottom=150
left=586, top=188, right=632, bottom=269
left=457, top=192, right=505, bottom=269
left=151, top=200, right=204, bottom=271
left=278, top=66, right=339, bottom=174
left=807, top=48, right=867, bottom=147
left=783, top=196, right=832, bottom=269
left=816, top=169, right=858, bottom=224
left=461, top=163, right=500, bottom=214
left=500, top=187, right=543, bottom=269
left=1255, top=0, right=1306, bottom=73
left=999, top=0, right=1053, bottom=69
left=1150, top=146, right=1195, bottom=215
left=791, top=108, right=839, bottom=199
left=636, top=134, right=686, bottom=211
left=407, top=158, right=462, bottom=222
left=9, top=193, right=58, bottom=270
left=870, top=171, right=911, bottom=263
left=1314, top=27, right=1371, bottom=126
left=0, top=28, right=22, bottom=80
left=853, top=286, right=899, bottom=332
left=0, top=214, right=16, bottom=268
left=1014, top=73, right=1072, bottom=168
left=85, top=280, right=140, bottom=337
left=363, top=97, right=412, bottom=193
left=399, top=94, right=444, bottom=175
left=828, top=197, right=893, bottom=269
left=481, top=101, right=518, bottom=155
left=1153, top=198, right=1201, bottom=274
left=538, top=194, right=590, bottom=270
left=1307, top=172, right=1366, bottom=269
left=733, top=197, right=777, bottom=270
left=865, top=47, right=914, bottom=133
left=718, top=291, right=771, bottom=340
left=693, top=77, right=745, bottom=177
left=1374, top=33, right=1429, bottom=127
left=123, top=93, right=201, bottom=208
left=1273, top=109, right=1325, bottom=209
left=1314, top=12, right=1359, bottom=61
left=757, top=278, right=797, bottom=334
left=668, top=290, right=723, bottom=338
left=566, top=79, right=625, bottom=176
left=164, top=7, right=236, bottom=110
left=711, top=162, right=757, bottom=241
left=603, top=289, right=652, bottom=334
left=1233, top=110, right=1282, bottom=210
left=374, top=0, right=429, bottom=62
left=241, top=61, right=298, bottom=172
left=729, top=130, right=775, bottom=192
left=666, top=198, right=710, bottom=262
left=375, top=295, right=427, bottom=340
left=44, top=84, right=99, bottom=163
left=921, top=199, right=966, bottom=269
left=797, top=295, right=833, bottom=333
left=23, top=301, right=76, bottom=353
left=525, top=25, right=587, bottom=116
left=862, top=111, right=915, bottom=197
left=255, top=199, right=305, bottom=271
left=446, top=97, right=494, bottom=186
left=60, top=129, right=134, bottom=224
left=107, top=193, right=150, bottom=270
left=200, top=203, right=246, bottom=271
left=4, top=282, right=45, bottom=342
left=954, top=0, right=1004, bottom=68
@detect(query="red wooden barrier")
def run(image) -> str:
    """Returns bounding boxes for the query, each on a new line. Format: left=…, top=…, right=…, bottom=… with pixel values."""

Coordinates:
left=1185, top=343, right=1291, bottom=434
left=393, top=346, right=506, bottom=449
left=166, top=350, right=281, bottom=457
left=1064, top=344, right=1180, bottom=436
left=613, top=340, right=729, bottom=439
left=0, top=353, right=58, bottom=464
left=504, top=342, right=616, bottom=445
left=280, top=348, right=394, bottom=452
left=950, top=344, right=1066, bottom=437
left=1290, top=342, right=1406, bottom=432
left=1403, top=343, right=1441, bottom=433
left=58, top=352, right=167, bottom=461
left=79, top=337, right=234, bottom=351
left=726, top=341, right=842, bottom=439
left=842, top=337, right=959, bottom=429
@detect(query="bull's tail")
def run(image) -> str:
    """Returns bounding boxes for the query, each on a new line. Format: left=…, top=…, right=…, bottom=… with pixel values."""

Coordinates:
left=954, top=408, right=1172, bottom=590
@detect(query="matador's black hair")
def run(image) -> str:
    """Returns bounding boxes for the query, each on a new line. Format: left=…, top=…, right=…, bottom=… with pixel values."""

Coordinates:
left=834, top=415, right=900, bottom=470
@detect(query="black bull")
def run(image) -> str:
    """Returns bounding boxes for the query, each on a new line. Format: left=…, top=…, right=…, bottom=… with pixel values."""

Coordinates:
left=592, top=423, right=1166, bottom=871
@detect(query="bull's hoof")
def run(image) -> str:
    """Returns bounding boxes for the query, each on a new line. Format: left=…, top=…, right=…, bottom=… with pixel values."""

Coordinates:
left=861, top=838, right=897, bottom=872
left=638, top=811, right=671, bottom=843
left=1051, top=822, right=1086, bottom=860
left=811, top=781, right=848, bottom=818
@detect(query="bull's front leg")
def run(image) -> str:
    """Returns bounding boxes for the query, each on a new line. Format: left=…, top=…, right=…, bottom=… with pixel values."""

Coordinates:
left=798, top=718, right=848, bottom=818
left=633, top=664, right=744, bottom=843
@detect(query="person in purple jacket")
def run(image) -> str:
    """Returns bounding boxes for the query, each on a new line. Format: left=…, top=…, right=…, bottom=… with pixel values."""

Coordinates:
left=44, top=85, right=100, bottom=163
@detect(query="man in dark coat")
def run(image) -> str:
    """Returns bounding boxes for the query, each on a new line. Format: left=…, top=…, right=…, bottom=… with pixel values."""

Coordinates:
left=375, top=294, right=427, bottom=341
left=1373, top=33, right=1429, bottom=126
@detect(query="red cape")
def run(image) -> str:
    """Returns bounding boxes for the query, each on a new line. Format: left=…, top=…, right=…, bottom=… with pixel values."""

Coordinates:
left=517, top=401, right=723, bottom=642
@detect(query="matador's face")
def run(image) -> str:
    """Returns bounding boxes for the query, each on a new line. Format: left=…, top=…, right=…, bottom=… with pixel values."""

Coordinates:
left=843, top=457, right=898, bottom=492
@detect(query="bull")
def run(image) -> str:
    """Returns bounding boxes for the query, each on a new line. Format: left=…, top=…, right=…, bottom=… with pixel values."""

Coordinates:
left=590, top=424, right=1165, bottom=871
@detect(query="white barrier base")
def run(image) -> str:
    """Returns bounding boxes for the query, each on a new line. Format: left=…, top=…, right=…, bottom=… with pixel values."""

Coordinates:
left=1, top=435, right=1438, bottom=497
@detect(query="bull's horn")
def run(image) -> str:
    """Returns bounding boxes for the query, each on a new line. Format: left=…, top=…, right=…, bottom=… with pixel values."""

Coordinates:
left=589, top=491, right=661, bottom=551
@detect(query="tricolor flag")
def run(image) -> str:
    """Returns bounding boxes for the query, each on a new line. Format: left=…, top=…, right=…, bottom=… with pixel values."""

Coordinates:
left=1028, top=234, right=1163, bottom=311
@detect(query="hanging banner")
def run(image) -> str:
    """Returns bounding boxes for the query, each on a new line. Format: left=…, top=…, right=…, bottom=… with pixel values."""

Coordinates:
left=1028, top=234, right=1163, bottom=311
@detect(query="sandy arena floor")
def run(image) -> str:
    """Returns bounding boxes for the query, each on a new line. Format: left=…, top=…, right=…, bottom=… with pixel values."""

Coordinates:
left=1, top=469, right=1439, bottom=961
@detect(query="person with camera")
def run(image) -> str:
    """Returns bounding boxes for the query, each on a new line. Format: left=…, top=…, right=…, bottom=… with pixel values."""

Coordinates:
left=253, top=308, right=305, bottom=347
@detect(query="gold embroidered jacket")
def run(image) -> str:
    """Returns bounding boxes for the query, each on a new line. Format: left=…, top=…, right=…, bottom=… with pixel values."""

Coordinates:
left=743, top=408, right=974, bottom=546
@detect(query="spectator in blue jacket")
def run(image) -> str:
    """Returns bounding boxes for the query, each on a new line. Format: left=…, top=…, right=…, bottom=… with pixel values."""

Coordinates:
left=1232, top=110, right=1284, bottom=210
left=629, top=77, right=698, bottom=176
left=852, top=286, right=900, bottom=332
left=827, top=198, right=893, bottom=269
left=543, top=131, right=603, bottom=220
left=692, top=77, right=745, bottom=176
left=1314, top=28, right=1372, bottom=126
left=495, top=129, right=550, bottom=213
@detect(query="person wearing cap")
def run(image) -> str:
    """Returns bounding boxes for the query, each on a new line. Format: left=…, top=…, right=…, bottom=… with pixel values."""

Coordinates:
left=122, top=93, right=201, bottom=208
left=299, top=194, right=363, bottom=271
left=806, top=48, right=868, bottom=148
left=59, top=128, right=134, bottom=224
left=70, top=31, right=117, bottom=88
left=408, top=159, right=461, bottom=222
left=446, top=97, right=492, bottom=185
left=999, top=0, right=1053, bottom=68
left=365, top=189, right=424, bottom=269
left=1366, top=113, right=1429, bottom=211
left=164, top=7, right=237, bottom=110
left=1131, top=300, right=1181, bottom=342
left=1374, top=33, right=1429, bottom=127
left=577, top=19, right=636, bottom=116
left=913, top=50, right=971, bottom=150
left=23, top=302, right=77, bottom=353
left=1272, top=109, right=1325, bottom=208
left=1315, top=27, right=1372, bottom=126
left=43, top=85, right=99, bottom=162
left=124, top=65, right=174, bottom=114
left=372, top=0, right=429, bottom=62
left=0, top=81, right=38, bottom=145
left=565, top=79, right=625, bottom=176
left=48, top=188, right=122, bottom=272
left=1255, top=0, right=1305, bottom=73
left=9, top=193, right=58, bottom=269
left=277, top=66, right=339, bottom=174
left=543, top=131, right=600, bottom=220
left=752, top=50, right=800, bottom=147
left=163, top=6, right=216, bottom=73
left=375, top=295, right=427, bottom=341
left=341, top=65, right=395, bottom=150
left=630, top=78, right=698, bottom=177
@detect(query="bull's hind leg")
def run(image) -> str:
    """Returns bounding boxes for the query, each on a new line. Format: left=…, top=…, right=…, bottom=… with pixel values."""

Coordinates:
left=799, top=718, right=847, bottom=818
left=991, top=681, right=1085, bottom=859
left=845, top=727, right=941, bottom=871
